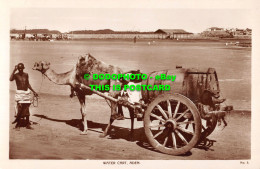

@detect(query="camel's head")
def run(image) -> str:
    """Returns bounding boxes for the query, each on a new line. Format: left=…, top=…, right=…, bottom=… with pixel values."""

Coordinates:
left=33, top=61, right=51, bottom=73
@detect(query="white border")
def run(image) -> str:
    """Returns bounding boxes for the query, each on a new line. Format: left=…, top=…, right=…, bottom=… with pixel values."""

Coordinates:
left=1, top=0, right=260, bottom=169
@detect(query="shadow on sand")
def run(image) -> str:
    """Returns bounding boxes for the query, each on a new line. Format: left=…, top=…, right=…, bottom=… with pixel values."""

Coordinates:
left=33, top=114, right=216, bottom=156
left=34, top=114, right=106, bottom=132
left=33, top=114, right=145, bottom=142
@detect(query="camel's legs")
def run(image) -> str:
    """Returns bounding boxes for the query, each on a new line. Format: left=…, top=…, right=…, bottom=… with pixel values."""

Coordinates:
left=80, top=104, right=88, bottom=135
left=100, top=101, right=117, bottom=138
left=78, top=94, right=88, bottom=135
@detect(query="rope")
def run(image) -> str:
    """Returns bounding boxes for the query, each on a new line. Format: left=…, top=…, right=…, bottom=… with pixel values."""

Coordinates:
left=105, top=99, right=112, bottom=108
left=32, top=74, right=44, bottom=107
left=38, top=74, right=45, bottom=92
left=30, top=117, right=43, bottom=125
left=30, top=74, right=45, bottom=124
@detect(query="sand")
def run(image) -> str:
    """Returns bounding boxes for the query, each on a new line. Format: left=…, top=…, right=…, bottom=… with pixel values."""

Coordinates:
left=9, top=91, right=250, bottom=159
left=9, top=40, right=251, bottom=159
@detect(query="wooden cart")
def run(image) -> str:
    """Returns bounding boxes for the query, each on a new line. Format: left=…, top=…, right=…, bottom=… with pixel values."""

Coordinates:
left=77, top=67, right=232, bottom=155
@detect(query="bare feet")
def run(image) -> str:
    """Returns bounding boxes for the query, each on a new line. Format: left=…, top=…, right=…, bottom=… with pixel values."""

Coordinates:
left=80, top=131, right=88, bottom=135
left=99, top=133, right=107, bottom=138
left=26, top=125, right=34, bottom=130
left=14, top=127, right=20, bottom=131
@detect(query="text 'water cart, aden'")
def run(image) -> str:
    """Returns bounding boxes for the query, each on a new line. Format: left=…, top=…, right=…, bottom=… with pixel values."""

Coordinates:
left=77, top=66, right=233, bottom=155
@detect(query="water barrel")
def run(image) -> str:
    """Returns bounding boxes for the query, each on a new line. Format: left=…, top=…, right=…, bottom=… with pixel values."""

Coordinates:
left=141, top=68, right=186, bottom=103
left=141, top=68, right=219, bottom=104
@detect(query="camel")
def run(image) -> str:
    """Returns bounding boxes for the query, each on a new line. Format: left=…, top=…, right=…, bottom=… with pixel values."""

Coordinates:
left=33, top=54, right=136, bottom=138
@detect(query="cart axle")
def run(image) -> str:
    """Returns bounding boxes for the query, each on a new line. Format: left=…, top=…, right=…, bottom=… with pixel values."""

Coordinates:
left=165, top=120, right=177, bottom=130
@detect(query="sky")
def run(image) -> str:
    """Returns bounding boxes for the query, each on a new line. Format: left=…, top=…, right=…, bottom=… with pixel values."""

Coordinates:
left=10, top=8, right=253, bottom=33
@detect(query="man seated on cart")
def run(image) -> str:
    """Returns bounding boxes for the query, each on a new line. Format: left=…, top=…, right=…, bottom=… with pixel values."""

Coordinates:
left=117, top=70, right=143, bottom=120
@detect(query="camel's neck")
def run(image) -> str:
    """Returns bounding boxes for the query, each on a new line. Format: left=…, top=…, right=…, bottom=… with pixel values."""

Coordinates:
left=44, top=67, right=76, bottom=85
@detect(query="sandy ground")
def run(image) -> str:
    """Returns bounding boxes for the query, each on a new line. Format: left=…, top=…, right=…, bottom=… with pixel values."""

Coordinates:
left=9, top=40, right=251, bottom=159
left=9, top=91, right=250, bottom=160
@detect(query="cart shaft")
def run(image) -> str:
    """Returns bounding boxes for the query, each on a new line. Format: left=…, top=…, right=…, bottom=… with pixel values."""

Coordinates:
left=77, top=83, right=118, bottom=102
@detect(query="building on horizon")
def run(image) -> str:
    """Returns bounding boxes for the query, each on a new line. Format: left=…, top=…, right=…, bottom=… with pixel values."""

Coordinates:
left=206, top=27, right=225, bottom=32
left=154, top=29, right=193, bottom=39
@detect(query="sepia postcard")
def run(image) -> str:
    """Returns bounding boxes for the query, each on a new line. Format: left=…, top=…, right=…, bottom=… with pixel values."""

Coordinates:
left=0, top=0, right=259, bottom=169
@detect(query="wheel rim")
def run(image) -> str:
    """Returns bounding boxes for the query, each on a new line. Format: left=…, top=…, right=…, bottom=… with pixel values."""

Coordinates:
left=144, top=94, right=201, bottom=155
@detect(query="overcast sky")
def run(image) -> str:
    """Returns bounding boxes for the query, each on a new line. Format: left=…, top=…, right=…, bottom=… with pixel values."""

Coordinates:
left=10, top=8, right=253, bottom=33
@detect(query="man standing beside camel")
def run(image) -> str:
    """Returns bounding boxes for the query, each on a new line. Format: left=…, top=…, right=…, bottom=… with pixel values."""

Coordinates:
left=10, top=63, right=38, bottom=130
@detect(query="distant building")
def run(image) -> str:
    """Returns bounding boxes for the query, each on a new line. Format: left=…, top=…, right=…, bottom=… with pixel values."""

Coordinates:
left=227, top=28, right=252, bottom=36
left=154, top=29, right=193, bottom=39
left=206, top=27, right=224, bottom=31
left=10, top=29, right=63, bottom=41
left=203, top=27, right=251, bottom=39
left=234, top=29, right=244, bottom=35
left=246, top=28, right=252, bottom=35
left=10, top=33, right=19, bottom=40
left=25, top=34, right=34, bottom=38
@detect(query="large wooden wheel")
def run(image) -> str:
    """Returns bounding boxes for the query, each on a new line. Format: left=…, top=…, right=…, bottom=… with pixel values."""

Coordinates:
left=144, top=94, right=202, bottom=155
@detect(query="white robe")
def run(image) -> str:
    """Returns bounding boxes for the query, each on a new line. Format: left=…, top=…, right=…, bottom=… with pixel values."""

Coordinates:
left=122, top=82, right=142, bottom=104
left=15, top=90, right=32, bottom=103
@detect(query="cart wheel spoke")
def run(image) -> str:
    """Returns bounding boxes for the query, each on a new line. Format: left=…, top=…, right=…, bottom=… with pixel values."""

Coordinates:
left=151, top=113, right=166, bottom=123
left=173, top=101, right=180, bottom=118
left=175, top=109, right=190, bottom=121
left=149, top=124, right=165, bottom=129
left=177, top=127, right=194, bottom=136
left=156, top=105, right=169, bottom=120
left=202, top=125, right=206, bottom=131
left=153, top=130, right=164, bottom=139
left=175, top=130, right=188, bottom=145
left=167, top=100, right=172, bottom=118
left=177, top=121, right=195, bottom=125
left=163, top=136, right=169, bottom=147
left=171, top=132, right=177, bottom=149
